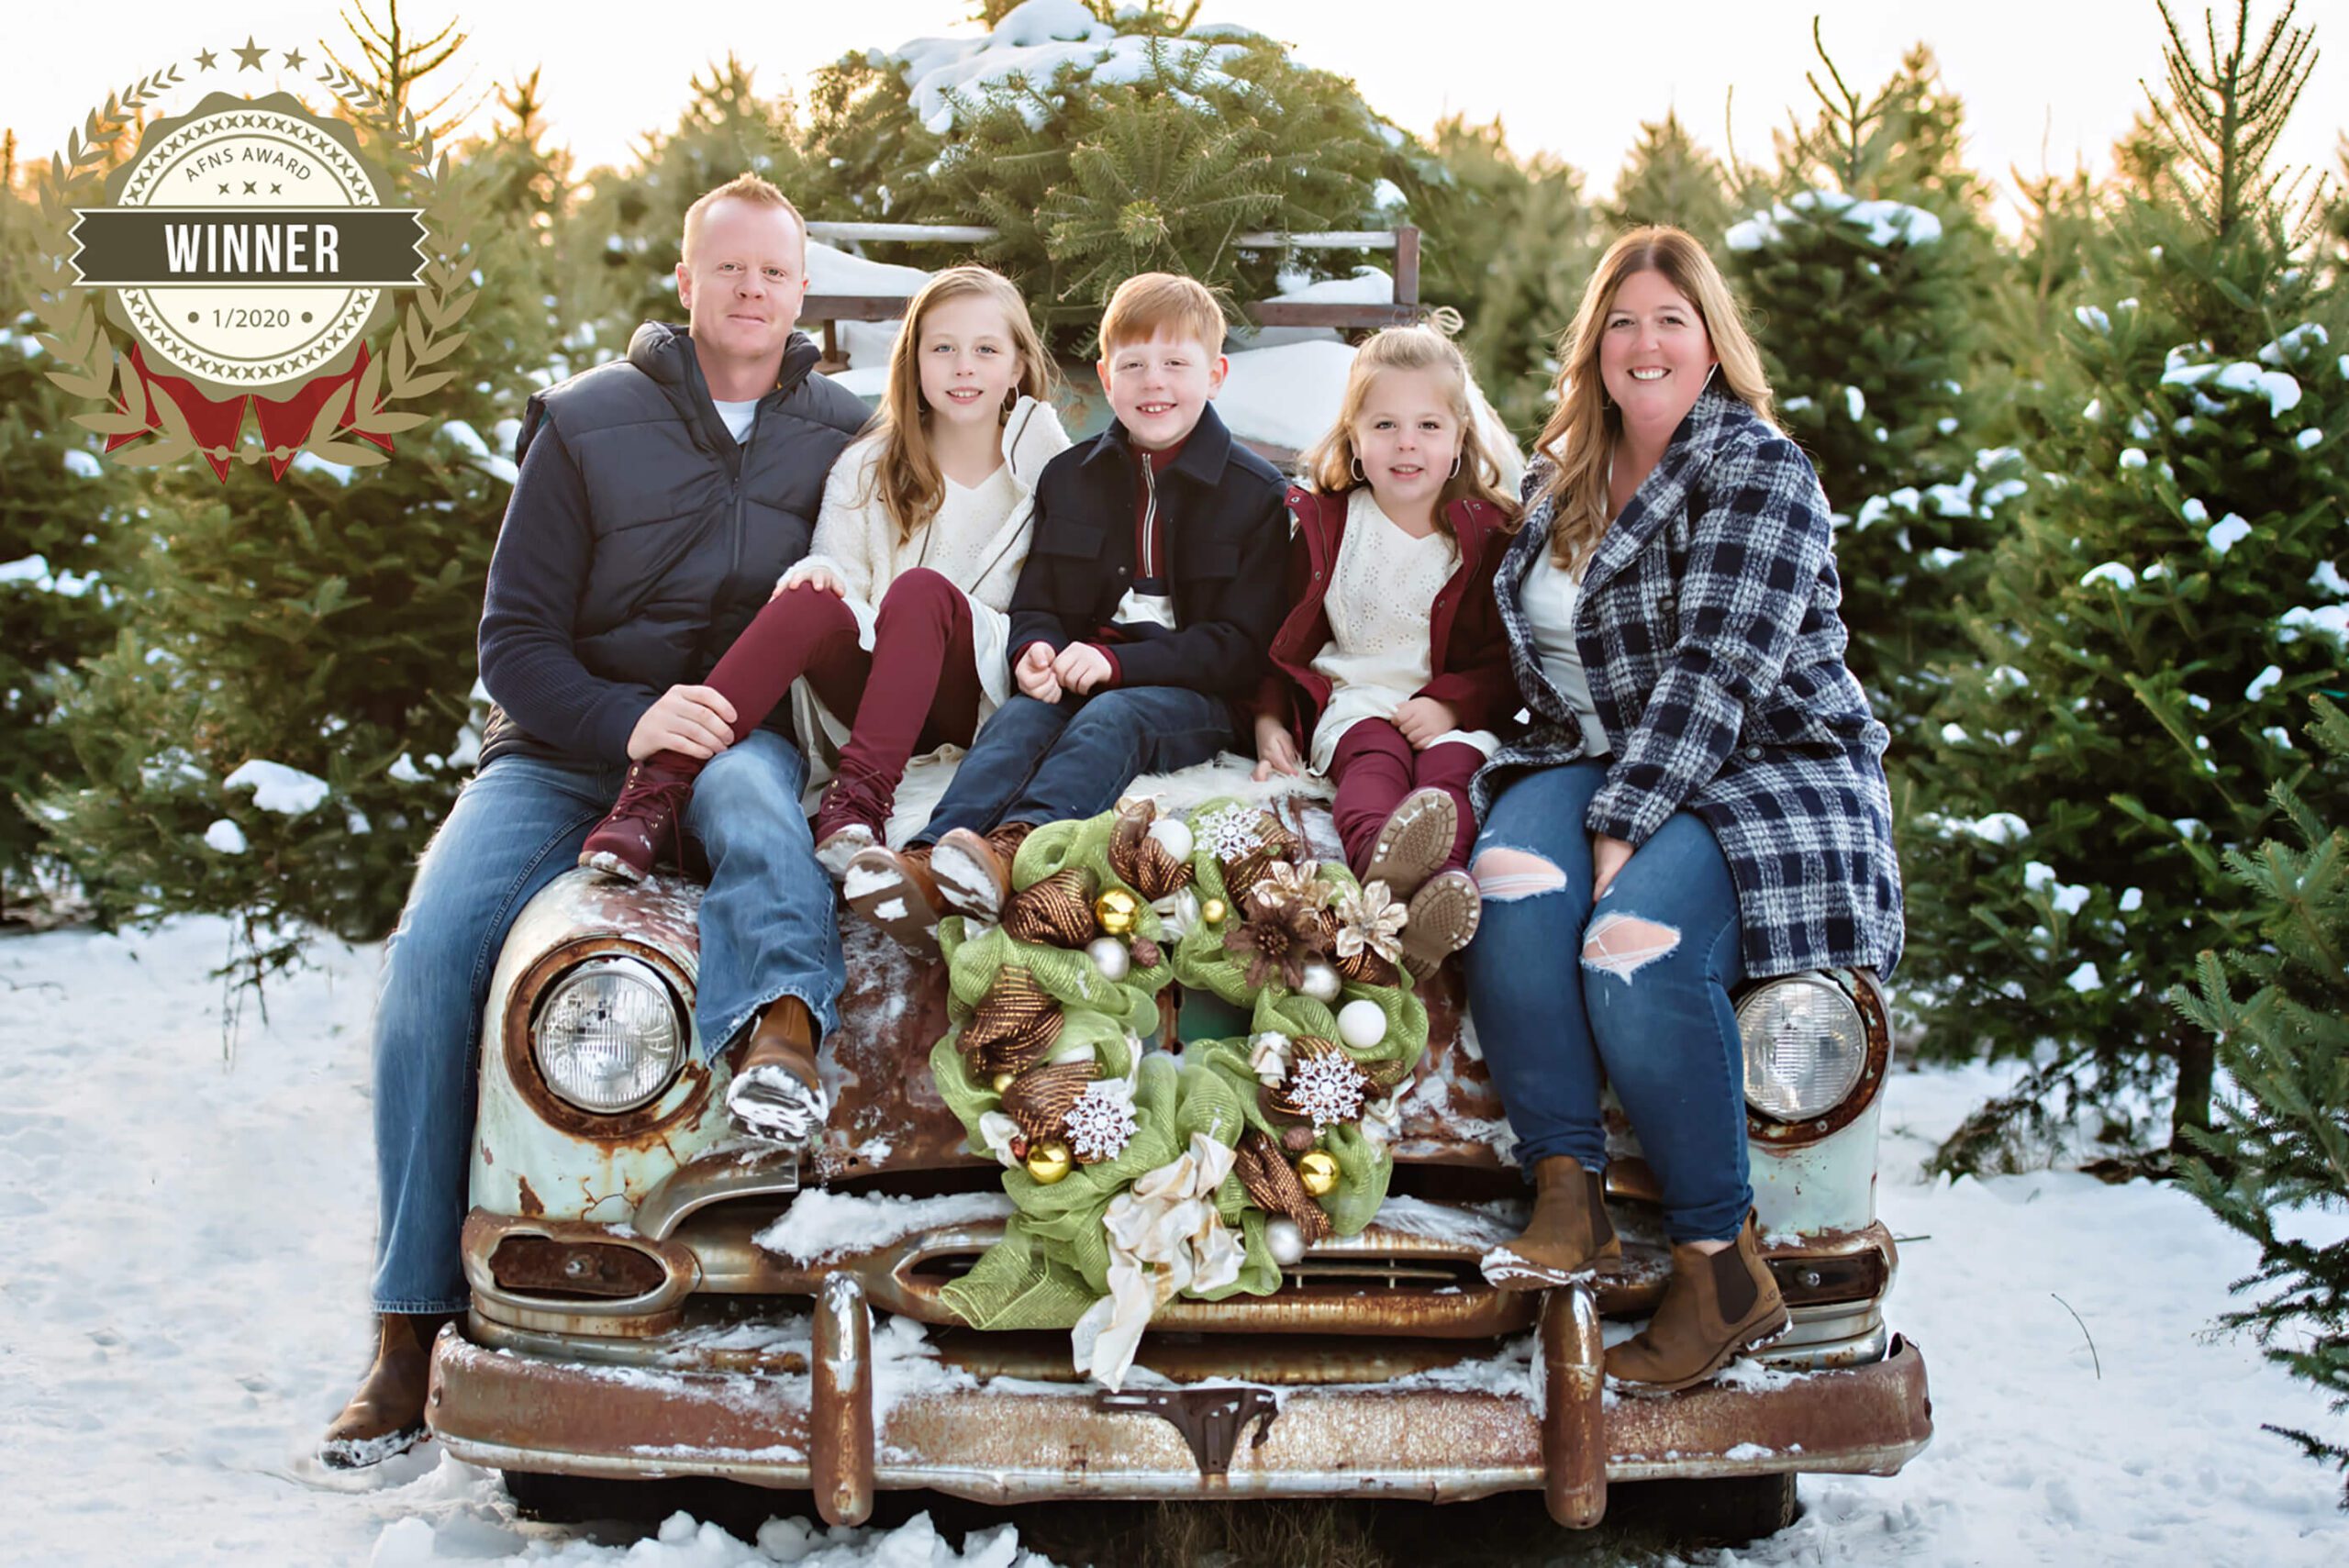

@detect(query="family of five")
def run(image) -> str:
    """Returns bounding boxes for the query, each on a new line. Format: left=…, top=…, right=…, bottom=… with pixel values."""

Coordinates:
left=320, top=172, right=1902, bottom=1467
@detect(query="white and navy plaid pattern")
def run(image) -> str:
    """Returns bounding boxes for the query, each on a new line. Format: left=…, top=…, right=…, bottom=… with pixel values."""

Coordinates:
left=1474, top=386, right=1905, bottom=978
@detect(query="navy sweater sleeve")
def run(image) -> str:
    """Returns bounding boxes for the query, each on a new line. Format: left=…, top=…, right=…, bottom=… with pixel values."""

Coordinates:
left=477, top=421, right=657, bottom=762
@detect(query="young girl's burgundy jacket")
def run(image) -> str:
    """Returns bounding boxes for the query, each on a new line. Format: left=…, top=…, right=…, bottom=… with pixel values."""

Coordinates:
left=1253, top=484, right=1521, bottom=747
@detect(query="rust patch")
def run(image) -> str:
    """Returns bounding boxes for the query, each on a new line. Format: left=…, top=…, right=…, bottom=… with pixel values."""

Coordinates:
left=515, top=1176, right=544, bottom=1218
left=1095, top=1385, right=1280, bottom=1476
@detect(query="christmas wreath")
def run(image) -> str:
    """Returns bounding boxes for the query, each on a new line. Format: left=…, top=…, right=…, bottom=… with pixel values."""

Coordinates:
left=928, top=796, right=1431, bottom=1387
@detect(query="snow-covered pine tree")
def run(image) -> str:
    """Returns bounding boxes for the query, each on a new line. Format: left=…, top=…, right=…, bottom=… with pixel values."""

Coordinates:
left=1603, top=110, right=1732, bottom=251
left=1913, top=0, right=2341, bottom=1169
left=804, top=3, right=1389, bottom=349
left=1724, top=27, right=2008, bottom=739
left=35, top=13, right=571, bottom=983
left=1, top=178, right=129, bottom=917
left=2176, top=695, right=2349, bottom=1504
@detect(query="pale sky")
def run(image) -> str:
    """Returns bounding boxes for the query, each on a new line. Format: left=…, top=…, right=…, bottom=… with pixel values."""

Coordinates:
left=7, top=0, right=2345, bottom=224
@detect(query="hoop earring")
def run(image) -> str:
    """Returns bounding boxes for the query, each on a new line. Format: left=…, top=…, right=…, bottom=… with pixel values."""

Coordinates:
left=1448, top=453, right=1462, bottom=479
left=1350, top=456, right=1364, bottom=483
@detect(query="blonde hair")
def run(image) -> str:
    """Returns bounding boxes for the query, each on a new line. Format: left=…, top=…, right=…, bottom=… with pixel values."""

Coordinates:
left=1097, top=272, right=1226, bottom=360
left=681, top=172, right=807, bottom=268
left=1533, top=226, right=1775, bottom=570
left=1297, top=326, right=1520, bottom=538
left=863, top=265, right=1058, bottom=545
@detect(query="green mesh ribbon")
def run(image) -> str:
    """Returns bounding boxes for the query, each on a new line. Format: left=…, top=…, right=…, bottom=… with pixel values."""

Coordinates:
left=928, top=802, right=1431, bottom=1335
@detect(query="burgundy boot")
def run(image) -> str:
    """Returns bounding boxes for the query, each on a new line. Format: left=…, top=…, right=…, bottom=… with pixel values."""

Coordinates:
left=578, top=755, right=703, bottom=883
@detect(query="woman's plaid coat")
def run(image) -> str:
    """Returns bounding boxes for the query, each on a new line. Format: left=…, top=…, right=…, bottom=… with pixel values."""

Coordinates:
left=1473, top=384, right=1905, bottom=979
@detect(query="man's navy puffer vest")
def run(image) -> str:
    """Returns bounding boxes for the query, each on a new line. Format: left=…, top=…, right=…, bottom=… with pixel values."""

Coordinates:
left=479, top=322, right=869, bottom=767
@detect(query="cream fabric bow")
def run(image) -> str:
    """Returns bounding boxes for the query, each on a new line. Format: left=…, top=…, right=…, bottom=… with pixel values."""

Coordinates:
left=1070, top=1131, right=1245, bottom=1389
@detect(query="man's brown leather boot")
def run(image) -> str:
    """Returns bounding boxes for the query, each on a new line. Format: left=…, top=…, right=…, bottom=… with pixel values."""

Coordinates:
left=1479, top=1155, right=1626, bottom=1290
left=318, top=1311, right=456, bottom=1469
left=930, top=821, right=1034, bottom=923
left=726, top=996, right=827, bottom=1140
left=1606, top=1210, right=1790, bottom=1393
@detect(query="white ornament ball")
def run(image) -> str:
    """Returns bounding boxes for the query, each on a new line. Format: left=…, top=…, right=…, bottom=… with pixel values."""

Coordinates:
left=1146, top=817, right=1195, bottom=862
left=1298, top=960, right=1341, bottom=1004
left=1086, top=936, right=1131, bottom=982
left=1337, top=998, right=1388, bottom=1050
left=1265, top=1215, right=1308, bottom=1266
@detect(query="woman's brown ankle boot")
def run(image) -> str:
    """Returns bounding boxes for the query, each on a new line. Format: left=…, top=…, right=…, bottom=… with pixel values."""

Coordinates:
left=1606, top=1210, right=1789, bottom=1393
left=1479, top=1155, right=1625, bottom=1290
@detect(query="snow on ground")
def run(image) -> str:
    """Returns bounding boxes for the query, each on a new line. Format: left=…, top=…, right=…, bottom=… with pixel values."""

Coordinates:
left=2, top=918, right=2343, bottom=1564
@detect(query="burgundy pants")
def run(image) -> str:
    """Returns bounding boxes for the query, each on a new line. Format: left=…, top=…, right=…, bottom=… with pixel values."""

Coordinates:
left=1329, top=718, right=1483, bottom=877
left=696, top=568, right=979, bottom=813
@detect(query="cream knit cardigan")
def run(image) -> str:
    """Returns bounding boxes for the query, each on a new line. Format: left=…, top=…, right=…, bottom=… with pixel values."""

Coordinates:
left=784, top=395, right=1071, bottom=775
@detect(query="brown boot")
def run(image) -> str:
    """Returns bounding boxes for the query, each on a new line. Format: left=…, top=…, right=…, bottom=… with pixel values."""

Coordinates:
left=1480, top=1155, right=1625, bottom=1291
left=578, top=754, right=704, bottom=883
left=1364, top=787, right=1457, bottom=900
left=1606, top=1211, right=1790, bottom=1393
left=1399, top=868, right=1481, bottom=981
left=318, top=1311, right=457, bottom=1469
left=726, top=996, right=828, bottom=1140
left=930, top=821, right=1034, bottom=923
left=845, top=842, right=945, bottom=954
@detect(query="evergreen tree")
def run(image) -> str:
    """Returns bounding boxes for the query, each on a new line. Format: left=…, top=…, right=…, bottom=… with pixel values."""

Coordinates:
left=35, top=6, right=569, bottom=982
left=1603, top=111, right=1732, bottom=251
left=1725, top=28, right=2003, bottom=735
left=2176, top=696, right=2349, bottom=1505
left=0, top=173, right=129, bottom=917
left=1913, top=0, right=2339, bottom=1171
left=1412, top=116, right=1596, bottom=437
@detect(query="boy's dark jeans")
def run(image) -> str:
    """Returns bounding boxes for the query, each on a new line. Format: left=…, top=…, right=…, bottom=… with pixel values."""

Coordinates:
left=914, top=686, right=1236, bottom=845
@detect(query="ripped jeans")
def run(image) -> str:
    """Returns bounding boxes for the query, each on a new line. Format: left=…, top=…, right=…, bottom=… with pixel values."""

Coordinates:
left=1461, top=759, right=1752, bottom=1243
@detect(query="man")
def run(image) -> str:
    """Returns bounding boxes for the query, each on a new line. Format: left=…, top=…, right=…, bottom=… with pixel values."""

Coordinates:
left=320, top=173, right=867, bottom=1468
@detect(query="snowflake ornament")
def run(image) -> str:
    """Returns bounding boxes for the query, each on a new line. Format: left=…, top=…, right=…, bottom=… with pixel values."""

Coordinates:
left=1063, top=1077, right=1140, bottom=1162
left=1193, top=804, right=1272, bottom=863
left=1287, top=1049, right=1369, bottom=1130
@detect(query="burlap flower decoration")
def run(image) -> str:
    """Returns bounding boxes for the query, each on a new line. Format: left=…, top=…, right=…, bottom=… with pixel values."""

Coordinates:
left=1222, top=890, right=1327, bottom=992
left=1250, top=859, right=1332, bottom=915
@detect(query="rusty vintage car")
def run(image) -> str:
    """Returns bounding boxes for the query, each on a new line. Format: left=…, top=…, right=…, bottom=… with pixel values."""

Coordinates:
left=424, top=795, right=1932, bottom=1542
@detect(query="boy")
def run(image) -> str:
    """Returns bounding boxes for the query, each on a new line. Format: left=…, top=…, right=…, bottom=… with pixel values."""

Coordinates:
left=846, top=272, right=1287, bottom=949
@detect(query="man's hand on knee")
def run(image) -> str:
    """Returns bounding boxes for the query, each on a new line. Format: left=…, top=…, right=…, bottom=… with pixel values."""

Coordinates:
left=629, top=684, right=739, bottom=761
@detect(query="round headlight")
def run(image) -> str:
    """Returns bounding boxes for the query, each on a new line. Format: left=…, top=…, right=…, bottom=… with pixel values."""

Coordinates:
left=1737, top=974, right=1867, bottom=1122
left=530, top=956, right=685, bottom=1113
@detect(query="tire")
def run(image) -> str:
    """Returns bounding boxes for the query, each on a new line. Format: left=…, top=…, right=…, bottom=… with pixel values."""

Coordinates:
left=1608, top=1473, right=1798, bottom=1547
left=501, top=1469, right=816, bottom=1534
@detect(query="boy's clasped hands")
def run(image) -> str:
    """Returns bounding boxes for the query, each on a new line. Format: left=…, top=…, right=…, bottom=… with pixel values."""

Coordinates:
left=1015, top=639, right=1114, bottom=703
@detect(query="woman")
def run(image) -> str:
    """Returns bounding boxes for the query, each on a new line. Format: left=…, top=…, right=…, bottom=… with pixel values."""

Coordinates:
left=1462, top=228, right=1903, bottom=1393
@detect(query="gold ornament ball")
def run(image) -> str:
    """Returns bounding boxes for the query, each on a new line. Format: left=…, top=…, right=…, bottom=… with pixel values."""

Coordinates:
left=990, top=1070, right=1017, bottom=1095
left=1094, top=887, right=1141, bottom=935
left=1201, top=897, right=1229, bottom=925
left=1025, top=1140, right=1074, bottom=1184
left=1296, top=1149, right=1340, bottom=1196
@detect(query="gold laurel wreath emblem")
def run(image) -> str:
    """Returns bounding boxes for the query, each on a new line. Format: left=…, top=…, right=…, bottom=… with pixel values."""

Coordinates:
left=28, top=61, right=476, bottom=473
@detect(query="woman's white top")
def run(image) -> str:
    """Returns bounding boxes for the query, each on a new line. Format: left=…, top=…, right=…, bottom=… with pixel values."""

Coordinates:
left=784, top=395, right=1071, bottom=778
left=1306, top=488, right=1501, bottom=774
left=1517, top=545, right=1610, bottom=758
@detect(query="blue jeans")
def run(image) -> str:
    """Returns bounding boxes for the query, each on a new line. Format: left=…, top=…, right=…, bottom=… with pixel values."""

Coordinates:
left=369, top=729, right=841, bottom=1313
left=1460, top=760, right=1753, bottom=1243
left=914, top=686, right=1236, bottom=845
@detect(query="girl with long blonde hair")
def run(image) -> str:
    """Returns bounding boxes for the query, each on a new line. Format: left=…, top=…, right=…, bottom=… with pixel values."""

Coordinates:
left=579, top=264, right=1071, bottom=901
left=1460, top=228, right=1901, bottom=1396
left=1253, top=324, right=1524, bottom=977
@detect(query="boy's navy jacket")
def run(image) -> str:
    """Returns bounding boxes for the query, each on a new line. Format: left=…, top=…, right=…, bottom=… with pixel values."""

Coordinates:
left=1007, top=402, right=1288, bottom=695
left=1256, top=484, right=1520, bottom=750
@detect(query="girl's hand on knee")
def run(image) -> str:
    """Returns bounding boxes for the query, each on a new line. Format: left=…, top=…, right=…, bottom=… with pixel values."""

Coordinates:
left=1393, top=696, right=1457, bottom=750
left=1590, top=833, right=1634, bottom=897
left=1252, top=714, right=1300, bottom=782
left=1014, top=641, right=1063, bottom=703
left=774, top=565, right=843, bottom=600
